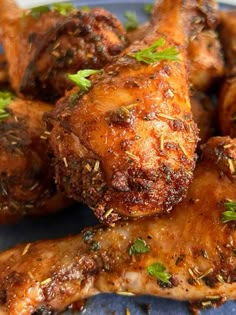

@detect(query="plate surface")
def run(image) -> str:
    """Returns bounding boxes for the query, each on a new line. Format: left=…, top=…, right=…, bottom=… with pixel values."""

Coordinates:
left=1, top=1, right=236, bottom=314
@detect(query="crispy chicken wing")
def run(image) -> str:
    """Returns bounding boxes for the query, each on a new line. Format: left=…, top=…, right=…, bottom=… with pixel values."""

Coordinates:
left=0, top=0, right=128, bottom=102
left=47, top=0, right=204, bottom=225
left=0, top=96, right=70, bottom=223
left=0, top=136, right=235, bottom=314
left=127, top=6, right=224, bottom=92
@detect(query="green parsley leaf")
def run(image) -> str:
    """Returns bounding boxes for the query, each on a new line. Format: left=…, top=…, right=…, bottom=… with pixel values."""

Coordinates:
left=30, top=5, right=50, bottom=20
left=0, top=91, right=15, bottom=121
left=68, top=69, right=101, bottom=92
left=129, top=238, right=150, bottom=255
left=52, top=2, right=76, bottom=15
left=131, top=38, right=179, bottom=64
left=221, top=200, right=236, bottom=223
left=147, top=262, right=171, bottom=284
left=124, top=11, right=138, bottom=31
left=143, top=3, right=154, bottom=15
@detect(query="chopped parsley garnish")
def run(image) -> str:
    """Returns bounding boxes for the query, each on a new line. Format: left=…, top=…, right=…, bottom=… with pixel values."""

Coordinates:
left=29, top=2, right=76, bottom=19
left=0, top=91, right=15, bottom=121
left=129, top=238, right=150, bottom=255
left=131, top=38, right=179, bottom=64
left=30, top=5, right=50, bottom=19
left=124, top=11, right=138, bottom=31
left=221, top=200, right=236, bottom=223
left=147, top=262, right=171, bottom=284
left=83, top=230, right=95, bottom=242
left=52, top=2, right=76, bottom=15
left=143, top=3, right=153, bottom=15
left=68, top=69, right=101, bottom=92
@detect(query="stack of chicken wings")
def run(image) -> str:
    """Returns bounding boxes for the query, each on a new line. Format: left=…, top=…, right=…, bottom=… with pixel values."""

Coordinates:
left=0, top=0, right=235, bottom=314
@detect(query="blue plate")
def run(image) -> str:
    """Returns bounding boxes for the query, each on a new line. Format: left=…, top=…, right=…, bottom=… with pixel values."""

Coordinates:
left=0, top=1, right=236, bottom=314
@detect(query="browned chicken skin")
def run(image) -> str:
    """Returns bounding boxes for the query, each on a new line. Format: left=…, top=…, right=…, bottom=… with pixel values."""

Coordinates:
left=191, top=92, right=216, bottom=145
left=0, top=54, right=8, bottom=86
left=0, top=136, right=235, bottom=314
left=219, top=77, right=236, bottom=137
left=0, top=0, right=128, bottom=102
left=218, top=11, right=236, bottom=138
left=219, top=10, right=236, bottom=77
left=47, top=0, right=204, bottom=225
left=188, top=29, right=224, bottom=91
left=127, top=6, right=224, bottom=92
left=0, top=96, right=70, bottom=223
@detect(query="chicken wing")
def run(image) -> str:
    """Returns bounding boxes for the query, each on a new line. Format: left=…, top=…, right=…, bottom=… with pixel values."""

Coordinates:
left=47, top=0, right=205, bottom=224
left=127, top=6, right=224, bottom=92
left=0, top=95, right=70, bottom=223
left=0, top=136, right=235, bottom=314
left=0, top=0, right=128, bottom=102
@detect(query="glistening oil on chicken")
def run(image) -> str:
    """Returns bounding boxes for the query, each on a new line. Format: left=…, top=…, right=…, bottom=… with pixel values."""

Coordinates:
left=46, top=0, right=206, bottom=225
left=0, top=137, right=236, bottom=314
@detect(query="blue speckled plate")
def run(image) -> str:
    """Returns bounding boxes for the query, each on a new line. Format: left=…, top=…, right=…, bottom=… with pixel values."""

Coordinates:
left=1, top=1, right=236, bottom=314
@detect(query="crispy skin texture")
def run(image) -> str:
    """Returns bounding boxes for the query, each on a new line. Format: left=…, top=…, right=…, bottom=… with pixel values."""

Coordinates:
left=219, top=10, right=236, bottom=77
left=188, top=30, right=224, bottom=91
left=127, top=6, right=224, bottom=92
left=191, top=92, right=216, bottom=144
left=0, top=0, right=128, bottom=102
left=0, top=97, right=70, bottom=223
left=218, top=12, right=236, bottom=138
left=0, top=137, right=235, bottom=314
left=47, top=0, right=203, bottom=224
left=219, top=78, right=236, bottom=138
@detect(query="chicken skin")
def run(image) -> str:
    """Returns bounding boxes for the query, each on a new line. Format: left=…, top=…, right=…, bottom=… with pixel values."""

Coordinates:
left=0, top=95, right=70, bottom=223
left=219, top=77, right=236, bottom=138
left=0, top=0, right=128, bottom=102
left=0, top=54, right=8, bottom=86
left=127, top=6, right=224, bottom=92
left=218, top=11, right=236, bottom=137
left=188, top=29, right=224, bottom=92
left=0, top=136, right=235, bottom=314
left=47, top=0, right=204, bottom=225
left=191, top=92, right=216, bottom=145
left=219, top=10, right=236, bottom=77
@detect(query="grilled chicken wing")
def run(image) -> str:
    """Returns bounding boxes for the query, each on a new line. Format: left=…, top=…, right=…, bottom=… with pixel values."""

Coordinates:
left=128, top=6, right=224, bottom=92
left=0, top=96, right=70, bottom=223
left=0, top=0, right=128, bottom=102
left=0, top=136, right=235, bottom=314
left=47, top=0, right=204, bottom=224
left=219, top=10, right=236, bottom=77
left=191, top=92, right=216, bottom=145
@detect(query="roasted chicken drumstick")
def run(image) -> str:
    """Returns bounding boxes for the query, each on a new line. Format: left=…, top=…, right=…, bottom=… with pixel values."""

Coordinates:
left=0, top=136, right=235, bottom=314
left=0, top=95, right=69, bottom=223
left=47, top=0, right=202, bottom=224
left=0, top=0, right=128, bottom=102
